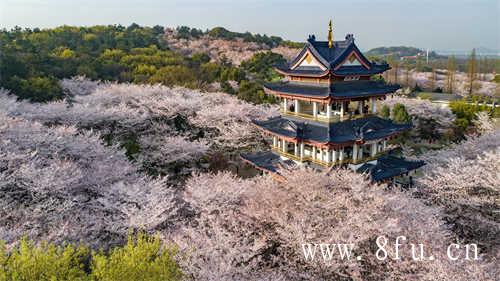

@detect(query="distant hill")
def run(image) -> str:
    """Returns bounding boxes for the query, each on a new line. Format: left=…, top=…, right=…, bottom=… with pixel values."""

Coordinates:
left=436, top=47, right=499, bottom=58
left=174, top=26, right=304, bottom=49
left=366, top=46, right=442, bottom=59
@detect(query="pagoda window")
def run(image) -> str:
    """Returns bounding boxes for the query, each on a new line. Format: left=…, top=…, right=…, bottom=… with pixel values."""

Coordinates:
left=361, top=144, right=370, bottom=159
left=344, top=76, right=360, bottom=81
left=371, top=97, right=377, bottom=113
left=294, top=100, right=300, bottom=115
left=332, top=149, right=338, bottom=163
left=339, top=148, right=345, bottom=161
left=371, top=142, right=378, bottom=157
left=312, top=102, right=318, bottom=118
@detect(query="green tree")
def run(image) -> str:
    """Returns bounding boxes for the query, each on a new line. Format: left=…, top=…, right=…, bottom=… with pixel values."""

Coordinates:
left=467, top=49, right=478, bottom=95
left=445, top=56, right=456, bottom=93
left=6, top=76, right=63, bottom=102
left=429, top=62, right=437, bottom=91
left=0, top=241, right=7, bottom=281
left=403, top=60, right=411, bottom=87
left=392, top=103, right=411, bottom=124
left=415, top=56, right=424, bottom=72
left=0, top=233, right=183, bottom=281
left=149, top=65, right=198, bottom=87
left=240, top=52, right=286, bottom=81
left=381, top=105, right=391, bottom=119
left=237, top=80, right=274, bottom=104
left=2, top=238, right=89, bottom=281
left=91, top=232, right=182, bottom=281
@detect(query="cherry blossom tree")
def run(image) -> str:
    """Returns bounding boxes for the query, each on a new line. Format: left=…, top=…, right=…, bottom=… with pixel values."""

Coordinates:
left=381, top=96, right=455, bottom=129
left=164, top=32, right=299, bottom=65
left=0, top=113, right=177, bottom=249
left=171, top=168, right=495, bottom=280
left=60, top=75, right=100, bottom=96
left=0, top=83, right=278, bottom=181
left=0, top=83, right=277, bottom=148
left=416, top=126, right=500, bottom=258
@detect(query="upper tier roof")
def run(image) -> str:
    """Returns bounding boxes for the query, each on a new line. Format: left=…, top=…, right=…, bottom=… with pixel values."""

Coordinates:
left=253, top=115, right=411, bottom=145
left=264, top=80, right=400, bottom=100
left=279, top=34, right=389, bottom=77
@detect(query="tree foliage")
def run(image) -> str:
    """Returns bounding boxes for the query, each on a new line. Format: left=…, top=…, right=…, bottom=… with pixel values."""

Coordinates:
left=91, top=232, right=182, bottom=281
left=416, top=126, right=500, bottom=254
left=0, top=25, right=243, bottom=102
left=380, top=104, right=391, bottom=119
left=0, top=233, right=182, bottom=281
left=392, top=103, right=412, bottom=124
left=240, top=51, right=286, bottom=81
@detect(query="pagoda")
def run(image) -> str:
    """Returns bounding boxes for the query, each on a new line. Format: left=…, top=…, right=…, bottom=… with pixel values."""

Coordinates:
left=241, top=21, right=424, bottom=184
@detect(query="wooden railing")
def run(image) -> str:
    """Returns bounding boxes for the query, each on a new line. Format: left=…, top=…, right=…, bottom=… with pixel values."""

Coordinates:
left=271, top=147, right=301, bottom=161
left=272, top=146, right=388, bottom=167
left=272, top=147, right=357, bottom=167
left=279, top=110, right=374, bottom=123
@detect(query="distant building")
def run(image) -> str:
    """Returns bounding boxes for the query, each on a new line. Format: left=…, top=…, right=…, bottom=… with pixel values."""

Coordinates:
left=241, top=21, right=424, bottom=185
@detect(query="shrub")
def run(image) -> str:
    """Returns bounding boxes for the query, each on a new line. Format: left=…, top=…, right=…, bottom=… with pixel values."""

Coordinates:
left=91, top=232, right=182, bottom=281
left=380, top=104, right=391, bottom=119
left=392, top=103, right=411, bottom=123
left=6, top=76, right=64, bottom=102
left=1, top=238, right=89, bottom=281
left=0, top=233, right=183, bottom=281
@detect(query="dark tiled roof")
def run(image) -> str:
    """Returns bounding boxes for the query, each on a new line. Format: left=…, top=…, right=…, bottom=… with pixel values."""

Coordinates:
left=357, top=155, right=425, bottom=181
left=264, top=80, right=400, bottom=99
left=285, top=34, right=389, bottom=76
left=253, top=115, right=411, bottom=144
left=240, top=150, right=296, bottom=173
left=276, top=65, right=329, bottom=76
left=332, top=65, right=389, bottom=76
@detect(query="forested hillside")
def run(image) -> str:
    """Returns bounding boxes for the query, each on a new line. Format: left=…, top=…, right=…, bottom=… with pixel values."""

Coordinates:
left=366, top=46, right=441, bottom=58
left=0, top=24, right=294, bottom=104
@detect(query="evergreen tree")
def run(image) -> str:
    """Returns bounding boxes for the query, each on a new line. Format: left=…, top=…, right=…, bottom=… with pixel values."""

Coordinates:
left=392, top=103, right=411, bottom=123
left=467, top=49, right=477, bottom=95
left=381, top=105, right=391, bottom=119
left=416, top=56, right=424, bottom=72
left=429, top=62, right=437, bottom=92
left=445, top=56, right=456, bottom=93
left=404, top=60, right=411, bottom=87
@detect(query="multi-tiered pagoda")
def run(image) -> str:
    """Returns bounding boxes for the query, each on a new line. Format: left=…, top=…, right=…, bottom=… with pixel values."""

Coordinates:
left=242, top=21, right=424, bottom=184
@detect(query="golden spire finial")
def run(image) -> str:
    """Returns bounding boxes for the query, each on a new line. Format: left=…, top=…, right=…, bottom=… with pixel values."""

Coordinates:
left=328, top=19, right=333, bottom=48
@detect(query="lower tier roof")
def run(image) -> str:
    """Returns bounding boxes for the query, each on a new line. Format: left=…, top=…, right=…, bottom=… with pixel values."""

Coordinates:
left=240, top=150, right=295, bottom=174
left=263, top=80, right=400, bottom=100
left=253, top=115, right=411, bottom=145
left=357, top=155, right=425, bottom=182
left=240, top=151, right=424, bottom=182
left=275, top=65, right=390, bottom=77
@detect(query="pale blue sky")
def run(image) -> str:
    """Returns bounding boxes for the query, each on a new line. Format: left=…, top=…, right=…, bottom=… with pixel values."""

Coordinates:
left=1, top=0, right=498, bottom=51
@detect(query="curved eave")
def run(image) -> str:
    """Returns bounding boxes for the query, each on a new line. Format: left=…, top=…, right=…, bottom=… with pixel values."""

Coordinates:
left=275, top=67, right=330, bottom=78
left=263, top=86, right=329, bottom=102
left=252, top=119, right=411, bottom=147
left=275, top=67, right=390, bottom=78
left=331, top=68, right=389, bottom=76
left=329, top=91, right=393, bottom=101
left=263, top=85, right=400, bottom=102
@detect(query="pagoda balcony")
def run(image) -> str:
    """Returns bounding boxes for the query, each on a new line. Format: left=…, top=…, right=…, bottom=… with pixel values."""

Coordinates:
left=280, top=97, right=378, bottom=123
left=271, top=136, right=391, bottom=167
